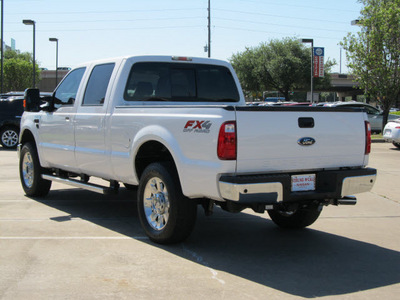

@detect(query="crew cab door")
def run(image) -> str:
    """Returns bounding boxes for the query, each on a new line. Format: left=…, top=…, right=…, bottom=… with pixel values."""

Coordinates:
left=74, top=63, right=116, bottom=177
left=38, top=67, right=86, bottom=171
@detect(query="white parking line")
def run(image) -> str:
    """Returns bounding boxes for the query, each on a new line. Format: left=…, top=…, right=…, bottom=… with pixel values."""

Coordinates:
left=182, top=243, right=226, bottom=285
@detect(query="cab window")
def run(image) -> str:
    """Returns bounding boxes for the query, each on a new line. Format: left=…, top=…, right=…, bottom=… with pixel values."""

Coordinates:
left=123, top=62, right=240, bottom=102
left=54, top=67, right=86, bottom=107
left=83, top=63, right=115, bottom=106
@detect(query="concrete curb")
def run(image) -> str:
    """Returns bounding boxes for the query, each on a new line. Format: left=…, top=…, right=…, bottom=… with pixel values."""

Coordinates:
left=372, top=139, right=386, bottom=143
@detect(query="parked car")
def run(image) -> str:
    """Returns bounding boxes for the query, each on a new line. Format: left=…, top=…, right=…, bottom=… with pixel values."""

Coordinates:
left=0, top=92, right=51, bottom=149
left=282, top=102, right=312, bottom=107
left=383, top=118, right=400, bottom=148
left=0, top=92, right=25, bottom=100
left=0, top=95, right=24, bottom=148
left=323, top=102, right=398, bottom=133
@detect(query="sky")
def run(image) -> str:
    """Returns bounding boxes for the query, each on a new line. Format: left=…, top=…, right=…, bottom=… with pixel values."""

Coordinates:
left=4, top=0, right=363, bottom=73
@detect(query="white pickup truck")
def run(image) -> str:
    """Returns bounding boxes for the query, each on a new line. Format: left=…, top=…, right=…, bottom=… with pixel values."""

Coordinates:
left=19, top=55, right=377, bottom=244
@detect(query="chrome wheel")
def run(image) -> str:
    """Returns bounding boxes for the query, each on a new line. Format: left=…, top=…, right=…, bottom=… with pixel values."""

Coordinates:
left=138, top=162, right=197, bottom=244
left=19, top=143, right=51, bottom=197
left=143, top=177, right=170, bottom=231
left=1, top=129, right=18, bottom=148
left=22, top=151, right=34, bottom=188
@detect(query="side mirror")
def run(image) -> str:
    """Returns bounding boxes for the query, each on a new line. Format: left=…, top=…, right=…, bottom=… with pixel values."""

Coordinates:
left=40, top=95, right=55, bottom=112
left=24, top=88, right=41, bottom=112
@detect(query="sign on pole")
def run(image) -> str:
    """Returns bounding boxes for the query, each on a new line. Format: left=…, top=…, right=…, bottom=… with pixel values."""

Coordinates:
left=313, top=47, right=324, bottom=78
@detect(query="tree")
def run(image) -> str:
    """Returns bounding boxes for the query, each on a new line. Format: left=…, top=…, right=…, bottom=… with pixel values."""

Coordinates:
left=342, top=0, right=400, bottom=130
left=2, top=49, right=40, bottom=92
left=230, top=37, right=335, bottom=101
left=229, top=47, right=262, bottom=96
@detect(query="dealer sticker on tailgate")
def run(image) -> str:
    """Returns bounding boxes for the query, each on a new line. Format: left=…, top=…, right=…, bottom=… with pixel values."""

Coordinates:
left=291, top=174, right=316, bottom=192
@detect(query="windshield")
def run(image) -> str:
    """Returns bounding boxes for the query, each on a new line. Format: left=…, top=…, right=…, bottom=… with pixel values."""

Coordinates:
left=124, top=62, right=240, bottom=102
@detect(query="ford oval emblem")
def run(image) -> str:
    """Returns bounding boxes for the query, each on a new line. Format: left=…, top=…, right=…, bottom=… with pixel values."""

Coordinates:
left=298, top=137, right=316, bottom=146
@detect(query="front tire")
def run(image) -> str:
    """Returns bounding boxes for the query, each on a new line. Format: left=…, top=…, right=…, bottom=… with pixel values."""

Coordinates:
left=137, top=162, right=197, bottom=244
left=268, top=204, right=322, bottom=229
left=393, top=142, right=400, bottom=149
left=19, top=142, right=52, bottom=197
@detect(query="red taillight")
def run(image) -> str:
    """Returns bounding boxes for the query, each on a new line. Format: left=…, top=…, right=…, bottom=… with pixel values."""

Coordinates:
left=218, top=121, right=236, bottom=160
left=365, top=121, right=371, bottom=155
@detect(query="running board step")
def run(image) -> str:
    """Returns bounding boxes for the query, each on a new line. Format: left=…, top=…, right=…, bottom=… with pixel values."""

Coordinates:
left=42, top=175, right=118, bottom=195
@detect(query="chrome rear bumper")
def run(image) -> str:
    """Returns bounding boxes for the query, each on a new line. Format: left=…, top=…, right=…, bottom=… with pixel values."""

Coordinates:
left=218, top=168, right=377, bottom=204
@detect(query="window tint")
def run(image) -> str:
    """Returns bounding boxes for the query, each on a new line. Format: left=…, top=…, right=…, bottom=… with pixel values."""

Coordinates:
left=124, top=62, right=239, bottom=102
left=346, top=104, right=379, bottom=115
left=170, top=68, right=196, bottom=98
left=54, top=67, right=86, bottom=107
left=197, top=65, right=240, bottom=101
left=83, top=63, right=115, bottom=106
left=364, top=106, right=379, bottom=114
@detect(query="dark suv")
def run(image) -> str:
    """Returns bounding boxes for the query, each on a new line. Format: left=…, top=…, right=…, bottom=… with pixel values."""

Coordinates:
left=0, top=92, right=51, bottom=149
left=0, top=93, right=25, bottom=149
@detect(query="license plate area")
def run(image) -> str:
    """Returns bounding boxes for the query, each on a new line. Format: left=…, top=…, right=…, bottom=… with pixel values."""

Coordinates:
left=291, top=174, right=316, bottom=192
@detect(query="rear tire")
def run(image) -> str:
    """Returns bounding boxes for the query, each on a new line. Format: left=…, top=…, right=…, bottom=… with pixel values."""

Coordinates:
left=268, top=204, right=321, bottom=229
left=137, top=162, right=197, bottom=244
left=19, top=142, right=52, bottom=197
left=0, top=126, right=19, bottom=149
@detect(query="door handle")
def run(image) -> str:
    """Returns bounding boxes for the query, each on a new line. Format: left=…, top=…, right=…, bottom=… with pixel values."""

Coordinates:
left=34, top=118, right=40, bottom=129
left=65, top=117, right=70, bottom=121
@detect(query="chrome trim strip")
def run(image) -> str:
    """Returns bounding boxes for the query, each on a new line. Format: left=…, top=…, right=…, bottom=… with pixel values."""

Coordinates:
left=341, top=175, right=376, bottom=197
left=42, top=174, right=107, bottom=194
left=219, top=181, right=283, bottom=202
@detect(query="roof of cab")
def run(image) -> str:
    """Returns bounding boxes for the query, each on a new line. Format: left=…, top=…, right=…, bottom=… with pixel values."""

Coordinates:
left=72, top=55, right=232, bottom=69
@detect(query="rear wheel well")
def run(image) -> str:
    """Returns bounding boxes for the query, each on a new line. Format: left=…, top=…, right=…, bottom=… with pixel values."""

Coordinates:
left=135, top=141, right=175, bottom=180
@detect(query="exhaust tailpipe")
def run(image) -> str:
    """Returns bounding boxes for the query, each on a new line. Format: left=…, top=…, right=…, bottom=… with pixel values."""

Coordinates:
left=337, top=196, right=357, bottom=205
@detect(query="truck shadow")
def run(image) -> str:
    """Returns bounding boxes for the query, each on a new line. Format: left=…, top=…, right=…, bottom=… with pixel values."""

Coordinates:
left=0, top=146, right=17, bottom=152
left=32, top=187, right=400, bottom=298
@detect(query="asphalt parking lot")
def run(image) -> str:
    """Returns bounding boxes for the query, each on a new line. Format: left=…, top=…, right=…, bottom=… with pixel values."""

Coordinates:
left=0, top=143, right=399, bottom=299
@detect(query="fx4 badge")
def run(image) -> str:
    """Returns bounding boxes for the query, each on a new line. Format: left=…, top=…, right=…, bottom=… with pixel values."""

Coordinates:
left=298, top=137, right=316, bottom=146
left=183, top=120, right=212, bottom=133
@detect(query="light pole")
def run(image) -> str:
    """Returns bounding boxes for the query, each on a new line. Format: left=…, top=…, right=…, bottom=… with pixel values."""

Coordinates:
left=207, top=0, right=211, bottom=58
left=23, top=19, right=36, bottom=88
left=1, top=0, right=4, bottom=94
left=300, top=38, right=314, bottom=103
left=351, top=19, right=369, bottom=103
left=49, top=38, right=58, bottom=88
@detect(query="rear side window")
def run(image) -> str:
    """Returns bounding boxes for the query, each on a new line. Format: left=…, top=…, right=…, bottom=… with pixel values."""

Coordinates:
left=83, top=63, right=115, bottom=106
left=124, top=62, right=239, bottom=102
left=54, top=67, right=86, bottom=107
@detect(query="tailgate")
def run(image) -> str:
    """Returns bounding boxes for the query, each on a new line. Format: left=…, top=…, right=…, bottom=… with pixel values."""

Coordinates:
left=235, top=107, right=367, bottom=174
